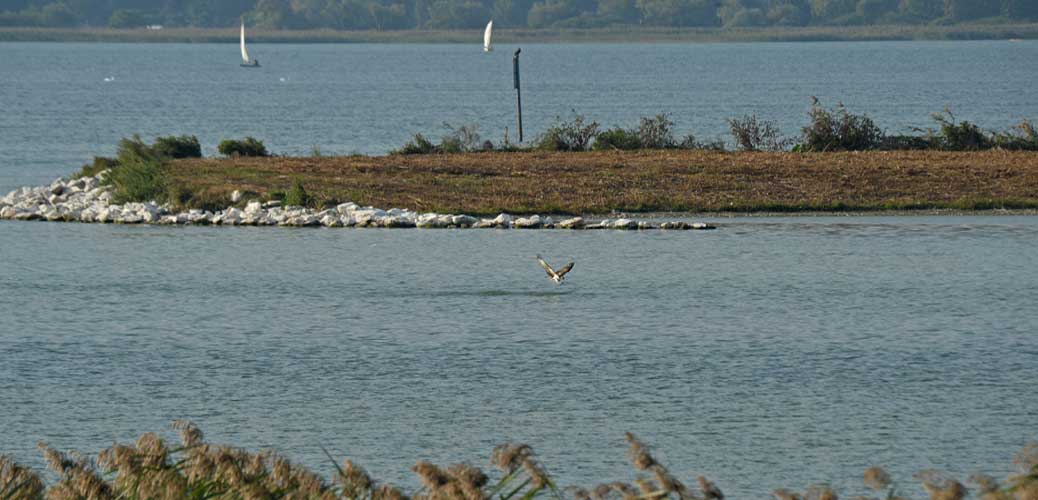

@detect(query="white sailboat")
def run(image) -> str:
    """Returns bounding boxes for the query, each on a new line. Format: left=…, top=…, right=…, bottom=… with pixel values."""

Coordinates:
left=483, top=20, right=493, bottom=52
left=240, top=22, right=259, bottom=67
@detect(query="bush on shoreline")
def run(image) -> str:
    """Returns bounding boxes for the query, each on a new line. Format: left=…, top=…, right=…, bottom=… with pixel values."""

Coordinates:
left=800, top=97, right=884, bottom=152
left=537, top=113, right=601, bottom=152
left=283, top=178, right=312, bottom=207
left=153, top=134, right=202, bottom=159
left=385, top=103, right=1035, bottom=156
left=391, top=124, right=488, bottom=154
left=218, top=137, right=269, bottom=157
left=3, top=421, right=1037, bottom=500
left=729, top=114, right=788, bottom=152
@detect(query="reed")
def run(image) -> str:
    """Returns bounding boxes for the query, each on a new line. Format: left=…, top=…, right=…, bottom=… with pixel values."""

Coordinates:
left=3, top=422, right=1037, bottom=500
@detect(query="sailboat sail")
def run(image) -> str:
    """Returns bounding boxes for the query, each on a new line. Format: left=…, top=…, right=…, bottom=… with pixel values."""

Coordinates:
left=483, top=20, right=493, bottom=52
left=240, top=23, right=250, bottom=64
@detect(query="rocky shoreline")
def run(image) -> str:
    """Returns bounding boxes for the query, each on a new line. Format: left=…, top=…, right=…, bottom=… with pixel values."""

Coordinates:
left=0, top=172, right=716, bottom=230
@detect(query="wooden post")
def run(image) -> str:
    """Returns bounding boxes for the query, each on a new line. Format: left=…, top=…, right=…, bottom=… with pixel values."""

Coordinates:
left=513, top=48, right=523, bottom=143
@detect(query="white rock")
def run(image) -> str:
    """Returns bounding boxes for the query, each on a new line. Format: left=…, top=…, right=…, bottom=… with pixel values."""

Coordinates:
left=0, top=206, right=15, bottom=219
left=513, top=215, right=544, bottom=229
left=375, top=215, right=413, bottom=228
left=230, top=190, right=242, bottom=203
left=244, top=201, right=262, bottom=214
left=262, top=200, right=281, bottom=208
left=473, top=218, right=497, bottom=228
left=451, top=215, right=477, bottom=227
left=14, top=211, right=40, bottom=221
left=417, top=213, right=449, bottom=228
left=492, top=213, right=512, bottom=227
left=557, top=217, right=585, bottom=229
left=611, top=218, right=638, bottom=229
left=321, top=215, right=342, bottom=227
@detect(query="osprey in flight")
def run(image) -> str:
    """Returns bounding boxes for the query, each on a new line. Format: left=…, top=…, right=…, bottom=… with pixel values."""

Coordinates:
left=537, top=255, right=574, bottom=284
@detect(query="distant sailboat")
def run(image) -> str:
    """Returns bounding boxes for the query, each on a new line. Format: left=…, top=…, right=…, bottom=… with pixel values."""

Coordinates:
left=483, top=20, right=493, bottom=52
left=240, top=22, right=259, bottom=67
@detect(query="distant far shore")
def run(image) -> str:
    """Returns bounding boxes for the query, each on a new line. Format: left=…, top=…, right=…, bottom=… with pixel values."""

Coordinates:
left=2, top=23, right=1038, bottom=43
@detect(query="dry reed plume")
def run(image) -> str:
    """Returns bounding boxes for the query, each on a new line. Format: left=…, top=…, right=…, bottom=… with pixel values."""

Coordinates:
left=1, top=422, right=1036, bottom=500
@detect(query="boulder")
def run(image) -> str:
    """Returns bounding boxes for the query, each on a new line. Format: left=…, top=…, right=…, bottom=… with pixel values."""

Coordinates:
left=321, top=215, right=342, bottom=227
left=377, top=215, right=414, bottom=228
left=14, top=210, right=40, bottom=221
left=244, top=201, right=262, bottom=214
left=660, top=221, right=688, bottom=230
left=0, top=206, right=15, bottom=219
left=451, top=215, right=478, bottom=227
left=352, top=208, right=386, bottom=226
left=417, top=213, right=451, bottom=228
left=637, top=221, right=656, bottom=230
left=230, top=190, right=243, bottom=203
left=513, top=215, right=544, bottom=229
left=262, top=200, right=281, bottom=209
left=473, top=218, right=497, bottom=228
left=611, top=218, right=638, bottom=230
left=557, top=217, right=585, bottom=229
left=691, top=222, right=717, bottom=230
left=492, top=213, right=513, bottom=227
left=336, top=202, right=359, bottom=214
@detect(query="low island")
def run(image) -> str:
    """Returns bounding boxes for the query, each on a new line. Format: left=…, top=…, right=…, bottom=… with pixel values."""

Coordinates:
left=4, top=106, right=1038, bottom=228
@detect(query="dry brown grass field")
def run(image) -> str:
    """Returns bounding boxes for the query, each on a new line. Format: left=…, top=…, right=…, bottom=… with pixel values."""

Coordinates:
left=168, top=150, right=1038, bottom=215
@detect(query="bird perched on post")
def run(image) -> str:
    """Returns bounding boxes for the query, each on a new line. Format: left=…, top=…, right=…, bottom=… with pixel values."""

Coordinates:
left=536, top=255, right=574, bottom=284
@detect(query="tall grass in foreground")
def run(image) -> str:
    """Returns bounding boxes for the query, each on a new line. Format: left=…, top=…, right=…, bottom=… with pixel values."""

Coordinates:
left=2, top=422, right=1038, bottom=500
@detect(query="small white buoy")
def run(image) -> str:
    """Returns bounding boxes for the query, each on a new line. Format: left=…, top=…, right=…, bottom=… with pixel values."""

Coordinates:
left=103, top=76, right=115, bottom=82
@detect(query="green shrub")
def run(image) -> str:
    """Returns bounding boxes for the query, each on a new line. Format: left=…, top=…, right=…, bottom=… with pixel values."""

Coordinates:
left=218, top=137, right=269, bottom=157
left=675, top=134, right=726, bottom=151
left=116, top=134, right=161, bottom=164
left=930, top=109, right=990, bottom=150
left=153, top=135, right=202, bottom=159
left=393, top=134, right=438, bottom=155
left=593, top=128, right=642, bottom=150
left=106, top=156, right=167, bottom=204
left=536, top=113, right=600, bottom=152
left=800, top=97, right=884, bottom=151
left=729, top=114, right=789, bottom=151
left=283, top=179, right=311, bottom=207
left=442, top=123, right=481, bottom=152
left=439, top=136, right=465, bottom=153
left=992, top=120, right=1038, bottom=151
left=636, top=114, right=677, bottom=149
left=76, top=156, right=119, bottom=179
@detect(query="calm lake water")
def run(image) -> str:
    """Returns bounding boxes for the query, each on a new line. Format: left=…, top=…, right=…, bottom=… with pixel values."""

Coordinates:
left=2, top=41, right=1038, bottom=497
left=2, top=217, right=1037, bottom=497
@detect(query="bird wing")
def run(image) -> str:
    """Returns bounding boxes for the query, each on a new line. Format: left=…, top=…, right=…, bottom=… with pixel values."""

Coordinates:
left=536, top=255, right=556, bottom=277
left=555, top=262, right=574, bottom=278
